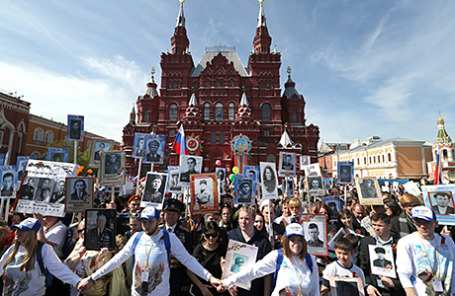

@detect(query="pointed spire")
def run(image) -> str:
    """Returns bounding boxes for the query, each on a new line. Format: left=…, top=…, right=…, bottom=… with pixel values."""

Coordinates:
left=129, top=104, right=136, bottom=125
left=188, top=93, right=197, bottom=106
left=239, top=92, right=249, bottom=107
left=278, top=128, right=295, bottom=148
left=257, top=0, right=267, bottom=28
left=176, top=0, right=185, bottom=27
left=436, top=111, right=452, bottom=144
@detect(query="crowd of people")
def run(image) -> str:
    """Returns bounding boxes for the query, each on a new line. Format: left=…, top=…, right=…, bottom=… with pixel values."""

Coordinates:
left=0, top=172, right=454, bottom=296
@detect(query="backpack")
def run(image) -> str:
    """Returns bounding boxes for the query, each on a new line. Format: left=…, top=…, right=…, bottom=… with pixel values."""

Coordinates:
left=272, top=249, right=313, bottom=290
left=131, top=231, right=171, bottom=268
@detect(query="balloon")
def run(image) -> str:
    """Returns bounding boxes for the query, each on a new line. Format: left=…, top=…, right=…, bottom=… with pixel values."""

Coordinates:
left=232, top=167, right=239, bottom=174
left=229, top=174, right=236, bottom=182
left=216, top=160, right=222, bottom=166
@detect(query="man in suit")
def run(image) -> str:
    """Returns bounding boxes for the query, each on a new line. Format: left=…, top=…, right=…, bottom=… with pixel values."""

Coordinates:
left=237, top=180, right=252, bottom=203
left=146, top=139, right=161, bottom=162
left=86, top=213, right=114, bottom=250
left=307, top=223, right=324, bottom=248
left=180, top=157, right=199, bottom=182
left=69, top=119, right=82, bottom=140
left=282, top=154, right=294, bottom=170
left=104, top=153, right=120, bottom=175
left=373, top=247, right=392, bottom=268
left=19, top=177, right=35, bottom=200
left=51, top=179, right=66, bottom=203
left=94, top=143, right=106, bottom=161
left=135, top=137, right=145, bottom=157
left=432, top=192, right=455, bottom=215
left=70, top=179, right=87, bottom=201
left=143, top=174, right=163, bottom=203
left=1, top=172, right=14, bottom=196
left=160, top=199, right=193, bottom=295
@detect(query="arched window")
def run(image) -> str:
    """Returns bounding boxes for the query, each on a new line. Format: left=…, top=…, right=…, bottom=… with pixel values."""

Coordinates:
left=31, top=151, right=41, bottom=159
left=388, top=153, right=392, bottom=162
left=215, top=103, right=223, bottom=120
left=443, top=149, right=449, bottom=160
left=169, top=104, right=178, bottom=121
left=292, top=111, right=297, bottom=123
left=44, top=130, right=54, bottom=143
left=228, top=103, right=235, bottom=120
left=33, top=128, right=44, bottom=142
left=204, top=103, right=210, bottom=120
left=262, top=103, right=271, bottom=121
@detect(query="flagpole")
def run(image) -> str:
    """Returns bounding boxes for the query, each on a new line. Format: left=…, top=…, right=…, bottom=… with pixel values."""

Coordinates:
left=74, top=141, right=77, bottom=164
left=136, top=158, right=143, bottom=195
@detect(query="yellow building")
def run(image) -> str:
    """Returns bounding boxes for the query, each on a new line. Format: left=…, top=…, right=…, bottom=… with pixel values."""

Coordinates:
left=331, top=137, right=433, bottom=179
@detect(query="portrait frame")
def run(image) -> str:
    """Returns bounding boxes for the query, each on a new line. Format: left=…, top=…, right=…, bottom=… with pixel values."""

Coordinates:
left=84, top=209, right=116, bottom=251
left=328, top=228, right=346, bottom=252
left=299, top=155, right=311, bottom=170
left=99, top=151, right=125, bottom=186
left=329, top=277, right=365, bottom=296
left=142, top=134, right=166, bottom=164
left=303, top=163, right=321, bottom=177
left=0, top=154, right=4, bottom=166
left=222, top=239, right=259, bottom=290
left=16, top=156, right=33, bottom=187
left=282, top=176, right=295, bottom=196
left=132, top=132, right=147, bottom=158
left=422, top=185, right=455, bottom=225
left=260, top=162, right=279, bottom=200
left=88, top=138, right=115, bottom=168
left=322, top=196, right=342, bottom=221
left=243, top=165, right=259, bottom=195
left=190, top=173, right=218, bottom=215
left=178, top=155, right=203, bottom=187
left=337, top=161, right=354, bottom=184
left=65, top=177, right=94, bottom=213
left=299, top=213, right=328, bottom=256
left=355, top=177, right=383, bottom=206
left=166, top=166, right=182, bottom=194
left=67, top=114, right=84, bottom=141
left=368, top=245, right=396, bottom=278
left=306, top=175, right=324, bottom=197
left=0, top=166, right=17, bottom=197
left=216, top=167, right=227, bottom=195
left=47, top=147, right=69, bottom=163
left=234, top=177, right=254, bottom=205
left=278, top=152, right=296, bottom=177
left=142, top=172, right=167, bottom=209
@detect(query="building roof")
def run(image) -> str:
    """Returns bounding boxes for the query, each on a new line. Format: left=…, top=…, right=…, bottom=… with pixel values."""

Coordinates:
left=333, top=137, right=427, bottom=156
left=190, top=51, right=251, bottom=77
left=282, top=76, right=303, bottom=100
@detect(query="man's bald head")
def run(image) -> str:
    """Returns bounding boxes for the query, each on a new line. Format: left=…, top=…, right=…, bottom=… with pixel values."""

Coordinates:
left=352, top=203, right=365, bottom=220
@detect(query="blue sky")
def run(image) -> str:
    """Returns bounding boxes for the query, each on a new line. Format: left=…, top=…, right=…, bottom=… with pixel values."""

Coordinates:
left=1, top=0, right=454, bottom=144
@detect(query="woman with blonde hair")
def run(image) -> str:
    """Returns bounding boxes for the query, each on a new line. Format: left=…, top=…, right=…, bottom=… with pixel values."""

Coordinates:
left=0, top=218, right=82, bottom=296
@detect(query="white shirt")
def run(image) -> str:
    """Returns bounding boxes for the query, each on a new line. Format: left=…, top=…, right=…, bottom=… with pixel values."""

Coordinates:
left=397, top=232, right=455, bottom=295
left=0, top=244, right=81, bottom=296
left=91, top=230, right=211, bottom=296
left=225, top=250, right=320, bottom=296
left=322, top=260, right=365, bottom=289
left=44, top=220, right=67, bottom=258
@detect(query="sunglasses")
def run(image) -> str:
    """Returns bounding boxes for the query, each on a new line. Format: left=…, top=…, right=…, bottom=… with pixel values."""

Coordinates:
left=289, top=206, right=300, bottom=210
left=205, top=232, right=219, bottom=239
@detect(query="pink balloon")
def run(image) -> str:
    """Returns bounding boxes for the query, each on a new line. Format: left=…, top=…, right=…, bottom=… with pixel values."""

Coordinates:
left=216, top=160, right=222, bottom=166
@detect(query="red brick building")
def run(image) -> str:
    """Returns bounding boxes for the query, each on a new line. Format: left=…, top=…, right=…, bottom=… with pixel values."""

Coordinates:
left=0, top=90, right=31, bottom=165
left=123, top=2, right=319, bottom=176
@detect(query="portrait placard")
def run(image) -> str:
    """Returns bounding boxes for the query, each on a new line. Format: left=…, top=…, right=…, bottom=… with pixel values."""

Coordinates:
left=260, top=162, right=279, bottom=200
left=322, top=196, right=342, bottom=221
left=47, top=148, right=69, bottom=163
left=337, top=161, right=354, bottom=184
left=299, top=155, right=311, bottom=170
left=355, top=177, right=383, bottom=206
left=190, top=173, right=218, bottom=214
left=282, top=176, right=295, bottom=196
left=99, top=151, right=125, bottom=186
left=14, top=160, right=78, bottom=217
left=0, top=166, right=17, bottom=197
left=65, top=177, right=94, bottom=213
left=178, top=155, right=203, bottom=187
left=222, top=239, right=259, bottom=290
left=307, top=175, right=324, bottom=197
left=243, top=166, right=259, bottom=195
left=166, top=166, right=182, bottom=194
left=328, top=228, right=346, bottom=251
left=143, top=134, right=166, bottom=164
left=142, top=172, right=167, bottom=209
left=329, top=277, right=364, bottom=296
left=303, top=163, right=321, bottom=177
left=278, top=152, right=296, bottom=177
left=132, top=133, right=147, bottom=158
left=368, top=245, right=396, bottom=278
left=16, top=156, right=33, bottom=187
left=0, top=154, right=4, bottom=166
left=84, top=209, right=116, bottom=251
left=422, top=185, right=455, bottom=225
left=216, top=168, right=227, bottom=195
left=67, top=114, right=84, bottom=141
left=88, top=138, right=115, bottom=168
left=234, top=177, right=254, bottom=205
left=299, top=214, right=328, bottom=256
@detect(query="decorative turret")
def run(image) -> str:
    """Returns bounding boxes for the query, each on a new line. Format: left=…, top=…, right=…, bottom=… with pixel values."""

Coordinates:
left=129, top=104, right=136, bottom=125
left=283, top=67, right=303, bottom=100
left=171, top=0, right=190, bottom=54
left=253, top=0, right=271, bottom=54
left=278, top=125, right=301, bottom=149
left=436, top=112, right=452, bottom=144
left=183, top=93, right=201, bottom=120
left=236, top=92, right=253, bottom=120
left=140, top=68, right=159, bottom=100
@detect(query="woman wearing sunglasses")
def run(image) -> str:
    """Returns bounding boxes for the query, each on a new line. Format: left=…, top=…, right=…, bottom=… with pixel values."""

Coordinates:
left=188, top=221, right=228, bottom=296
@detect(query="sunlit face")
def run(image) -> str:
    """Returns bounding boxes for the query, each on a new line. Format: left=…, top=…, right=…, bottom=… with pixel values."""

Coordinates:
left=129, top=200, right=141, bottom=213
left=413, top=218, right=437, bottom=238
left=129, top=218, right=142, bottom=233
left=141, top=218, right=159, bottom=236
left=15, top=229, right=29, bottom=244
left=221, top=208, right=231, bottom=222
left=340, top=215, right=353, bottom=228
left=11, top=215, right=22, bottom=226
left=282, top=204, right=291, bottom=217
left=372, top=219, right=391, bottom=237
left=289, top=235, right=304, bottom=256
left=289, top=205, right=301, bottom=217
left=238, top=210, right=254, bottom=233
left=335, top=248, right=353, bottom=267
left=164, top=211, right=179, bottom=227
left=352, top=206, right=364, bottom=220
left=106, top=200, right=116, bottom=209
left=261, top=205, right=275, bottom=224
left=254, top=214, right=264, bottom=231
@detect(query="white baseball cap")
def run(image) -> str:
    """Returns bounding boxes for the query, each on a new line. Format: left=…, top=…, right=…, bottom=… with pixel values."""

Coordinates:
left=11, top=218, right=41, bottom=232
left=285, top=223, right=305, bottom=237
left=138, top=206, right=160, bottom=220
left=412, top=206, right=436, bottom=221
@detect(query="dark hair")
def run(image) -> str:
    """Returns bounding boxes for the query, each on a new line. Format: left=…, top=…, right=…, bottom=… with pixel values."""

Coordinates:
left=338, top=209, right=352, bottom=220
left=343, top=233, right=359, bottom=250
left=308, top=223, right=319, bottom=230
left=334, top=237, right=353, bottom=252
left=202, top=221, right=219, bottom=234
left=3, top=173, right=13, bottom=180
left=383, top=198, right=402, bottom=218
left=371, top=212, right=391, bottom=225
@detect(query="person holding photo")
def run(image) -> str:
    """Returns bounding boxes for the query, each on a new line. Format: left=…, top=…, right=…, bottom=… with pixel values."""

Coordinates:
left=220, top=223, right=319, bottom=296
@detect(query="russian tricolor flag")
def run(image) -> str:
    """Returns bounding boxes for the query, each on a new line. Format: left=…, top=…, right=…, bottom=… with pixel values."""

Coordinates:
left=434, top=145, right=443, bottom=185
left=172, top=125, right=187, bottom=155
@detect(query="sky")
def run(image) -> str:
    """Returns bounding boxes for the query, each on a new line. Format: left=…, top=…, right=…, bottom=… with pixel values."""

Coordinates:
left=1, top=0, right=455, bottom=144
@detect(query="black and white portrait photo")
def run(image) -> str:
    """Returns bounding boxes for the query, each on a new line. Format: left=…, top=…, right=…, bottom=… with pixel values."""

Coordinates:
left=308, top=176, right=323, bottom=191
left=195, top=178, right=214, bottom=205
left=85, top=209, right=116, bottom=251
left=306, top=222, right=324, bottom=248
left=67, top=115, right=84, bottom=141
left=133, top=133, right=146, bottom=158
left=279, top=152, right=296, bottom=176
left=302, top=213, right=328, bottom=256
left=104, top=152, right=121, bottom=175
left=33, top=178, right=56, bottom=202
left=1, top=170, right=16, bottom=197
left=260, top=162, right=278, bottom=200
left=179, top=155, right=203, bottom=186
left=190, top=173, right=218, bottom=214
left=51, top=178, right=66, bottom=204
left=48, top=148, right=68, bottom=163
left=145, top=135, right=165, bottom=164
left=18, top=177, right=38, bottom=200
left=94, top=142, right=109, bottom=161
left=216, top=167, right=226, bottom=194
left=235, top=178, right=253, bottom=204
left=70, top=179, right=88, bottom=200
left=142, top=173, right=166, bottom=206
left=99, top=151, right=125, bottom=186
left=334, top=279, right=362, bottom=296
left=304, top=163, right=321, bottom=177
left=337, top=162, right=353, bottom=184
left=88, top=139, right=114, bottom=168
left=368, top=245, right=395, bottom=278
left=282, top=177, right=295, bottom=196
left=166, top=166, right=182, bottom=193
left=66, top=177, right=94, bottom=212
left=430, top=191, right=455, bottom=215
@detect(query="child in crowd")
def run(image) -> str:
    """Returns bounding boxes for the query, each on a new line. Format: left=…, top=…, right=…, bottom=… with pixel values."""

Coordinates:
left=321, top=237, right=365, bottom=296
